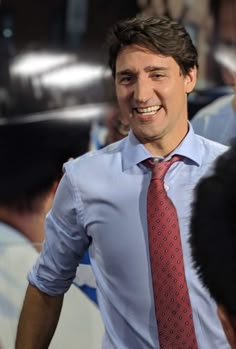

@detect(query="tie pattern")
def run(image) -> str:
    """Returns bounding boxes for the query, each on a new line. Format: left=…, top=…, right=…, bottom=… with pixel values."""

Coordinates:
left=145, top=156, right=198, bottom=349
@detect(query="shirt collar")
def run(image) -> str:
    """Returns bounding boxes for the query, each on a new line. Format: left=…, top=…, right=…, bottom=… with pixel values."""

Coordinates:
left=122, top=122, right=201, bottom=171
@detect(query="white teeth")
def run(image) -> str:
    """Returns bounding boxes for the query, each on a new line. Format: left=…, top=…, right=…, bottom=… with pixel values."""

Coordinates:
left=135, top=105, right=161, bottom=114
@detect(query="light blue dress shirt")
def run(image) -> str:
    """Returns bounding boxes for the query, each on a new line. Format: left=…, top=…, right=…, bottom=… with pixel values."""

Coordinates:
left=29, top=124, right=229, bottom=349
left=191, top=94, right=236, bottom=145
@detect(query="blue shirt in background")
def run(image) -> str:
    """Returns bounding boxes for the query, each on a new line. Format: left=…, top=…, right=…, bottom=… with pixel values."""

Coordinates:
left=191, top=94, right=236, bottom=145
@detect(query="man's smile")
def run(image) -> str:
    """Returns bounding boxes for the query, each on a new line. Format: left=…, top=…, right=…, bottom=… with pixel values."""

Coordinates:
left=132, top=105, right=162, bottom=116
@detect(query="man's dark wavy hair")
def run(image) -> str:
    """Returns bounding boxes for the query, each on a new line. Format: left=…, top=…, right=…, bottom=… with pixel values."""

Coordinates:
left=106, top=15, right=198, bottom=78
left=190, top=139, right=236, bottom=317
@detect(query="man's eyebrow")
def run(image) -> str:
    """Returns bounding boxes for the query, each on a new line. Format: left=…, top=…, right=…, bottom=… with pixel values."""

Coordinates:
left=116, top=69, right=134, bottom=77
left=116, top=66, right=168, bottom=77
left=144, top=66, right=168, bottom=72
left=116, top=65, right=168, bottom=77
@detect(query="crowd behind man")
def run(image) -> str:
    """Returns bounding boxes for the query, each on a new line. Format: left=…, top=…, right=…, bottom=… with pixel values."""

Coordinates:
left=191, top=0, right=236, bottom=145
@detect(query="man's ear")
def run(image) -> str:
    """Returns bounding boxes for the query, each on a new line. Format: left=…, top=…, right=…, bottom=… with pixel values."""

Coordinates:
left=218, top=305, right=236, bottom=348
left=184, top=66, right=197, bottom=94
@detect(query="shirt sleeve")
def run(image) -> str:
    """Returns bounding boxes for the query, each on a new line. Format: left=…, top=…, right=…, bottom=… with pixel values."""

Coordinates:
left=28, top=165, right=90, bottom=296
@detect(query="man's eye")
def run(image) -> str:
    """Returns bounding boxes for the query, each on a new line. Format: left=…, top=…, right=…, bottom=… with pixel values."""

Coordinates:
left=151, top=73, right=164, bottom=79
left=119, top=76, right=133, bottom=84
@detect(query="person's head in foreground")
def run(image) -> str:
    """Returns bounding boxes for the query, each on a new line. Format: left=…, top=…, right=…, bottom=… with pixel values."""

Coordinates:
left=0, top=117, right=90, bottom=247
left=107, top=14, right=198, bottom=155
left=190, top=139, right=236, bottom=348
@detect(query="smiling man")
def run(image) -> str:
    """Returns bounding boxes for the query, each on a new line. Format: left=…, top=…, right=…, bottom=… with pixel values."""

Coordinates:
left=16, top=15, right=229, bottom=349
left=115, top=44, right=195, bottom=156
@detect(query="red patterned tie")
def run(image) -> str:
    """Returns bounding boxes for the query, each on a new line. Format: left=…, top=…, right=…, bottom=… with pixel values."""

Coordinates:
left=145, top=156, right=198, bottom=349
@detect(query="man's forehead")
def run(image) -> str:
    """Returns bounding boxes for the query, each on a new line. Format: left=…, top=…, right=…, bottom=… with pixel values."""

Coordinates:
left=116, top=47, right=174, bottom=67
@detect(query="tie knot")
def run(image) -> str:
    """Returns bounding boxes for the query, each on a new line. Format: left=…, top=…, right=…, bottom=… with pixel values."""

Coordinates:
left=144, top=155, right=182, bottom=180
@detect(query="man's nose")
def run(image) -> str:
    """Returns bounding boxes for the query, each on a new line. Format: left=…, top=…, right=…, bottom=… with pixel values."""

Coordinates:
left=133, top=78, right=152, bottom=104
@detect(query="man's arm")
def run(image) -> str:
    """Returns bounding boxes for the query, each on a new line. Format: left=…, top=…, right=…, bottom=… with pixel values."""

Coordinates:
left=15, top=283, right=64, bottom=349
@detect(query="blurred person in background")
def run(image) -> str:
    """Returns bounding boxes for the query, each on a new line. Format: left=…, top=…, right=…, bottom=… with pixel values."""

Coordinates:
left=103, top=105, right=129, bottom=145
left=0, top=117, right=104, bottom=349
left=190, top=139, right=236, bottom=348
left=90, top=103, right=129, bottom=150
left=65, top=0, right=89, bottom=50
left=15, top=15, right=230, bottom=349
left=191, top=0, right=236, bottom=145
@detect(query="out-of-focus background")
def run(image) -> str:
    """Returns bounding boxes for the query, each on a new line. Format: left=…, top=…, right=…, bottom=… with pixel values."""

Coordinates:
left=0, top=0, right=233, bottom=126
left=0, top=0, right=139, bottom=122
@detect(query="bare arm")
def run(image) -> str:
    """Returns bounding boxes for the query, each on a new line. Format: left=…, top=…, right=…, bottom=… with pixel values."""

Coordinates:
left=15, top=283, right=64, bottom=349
